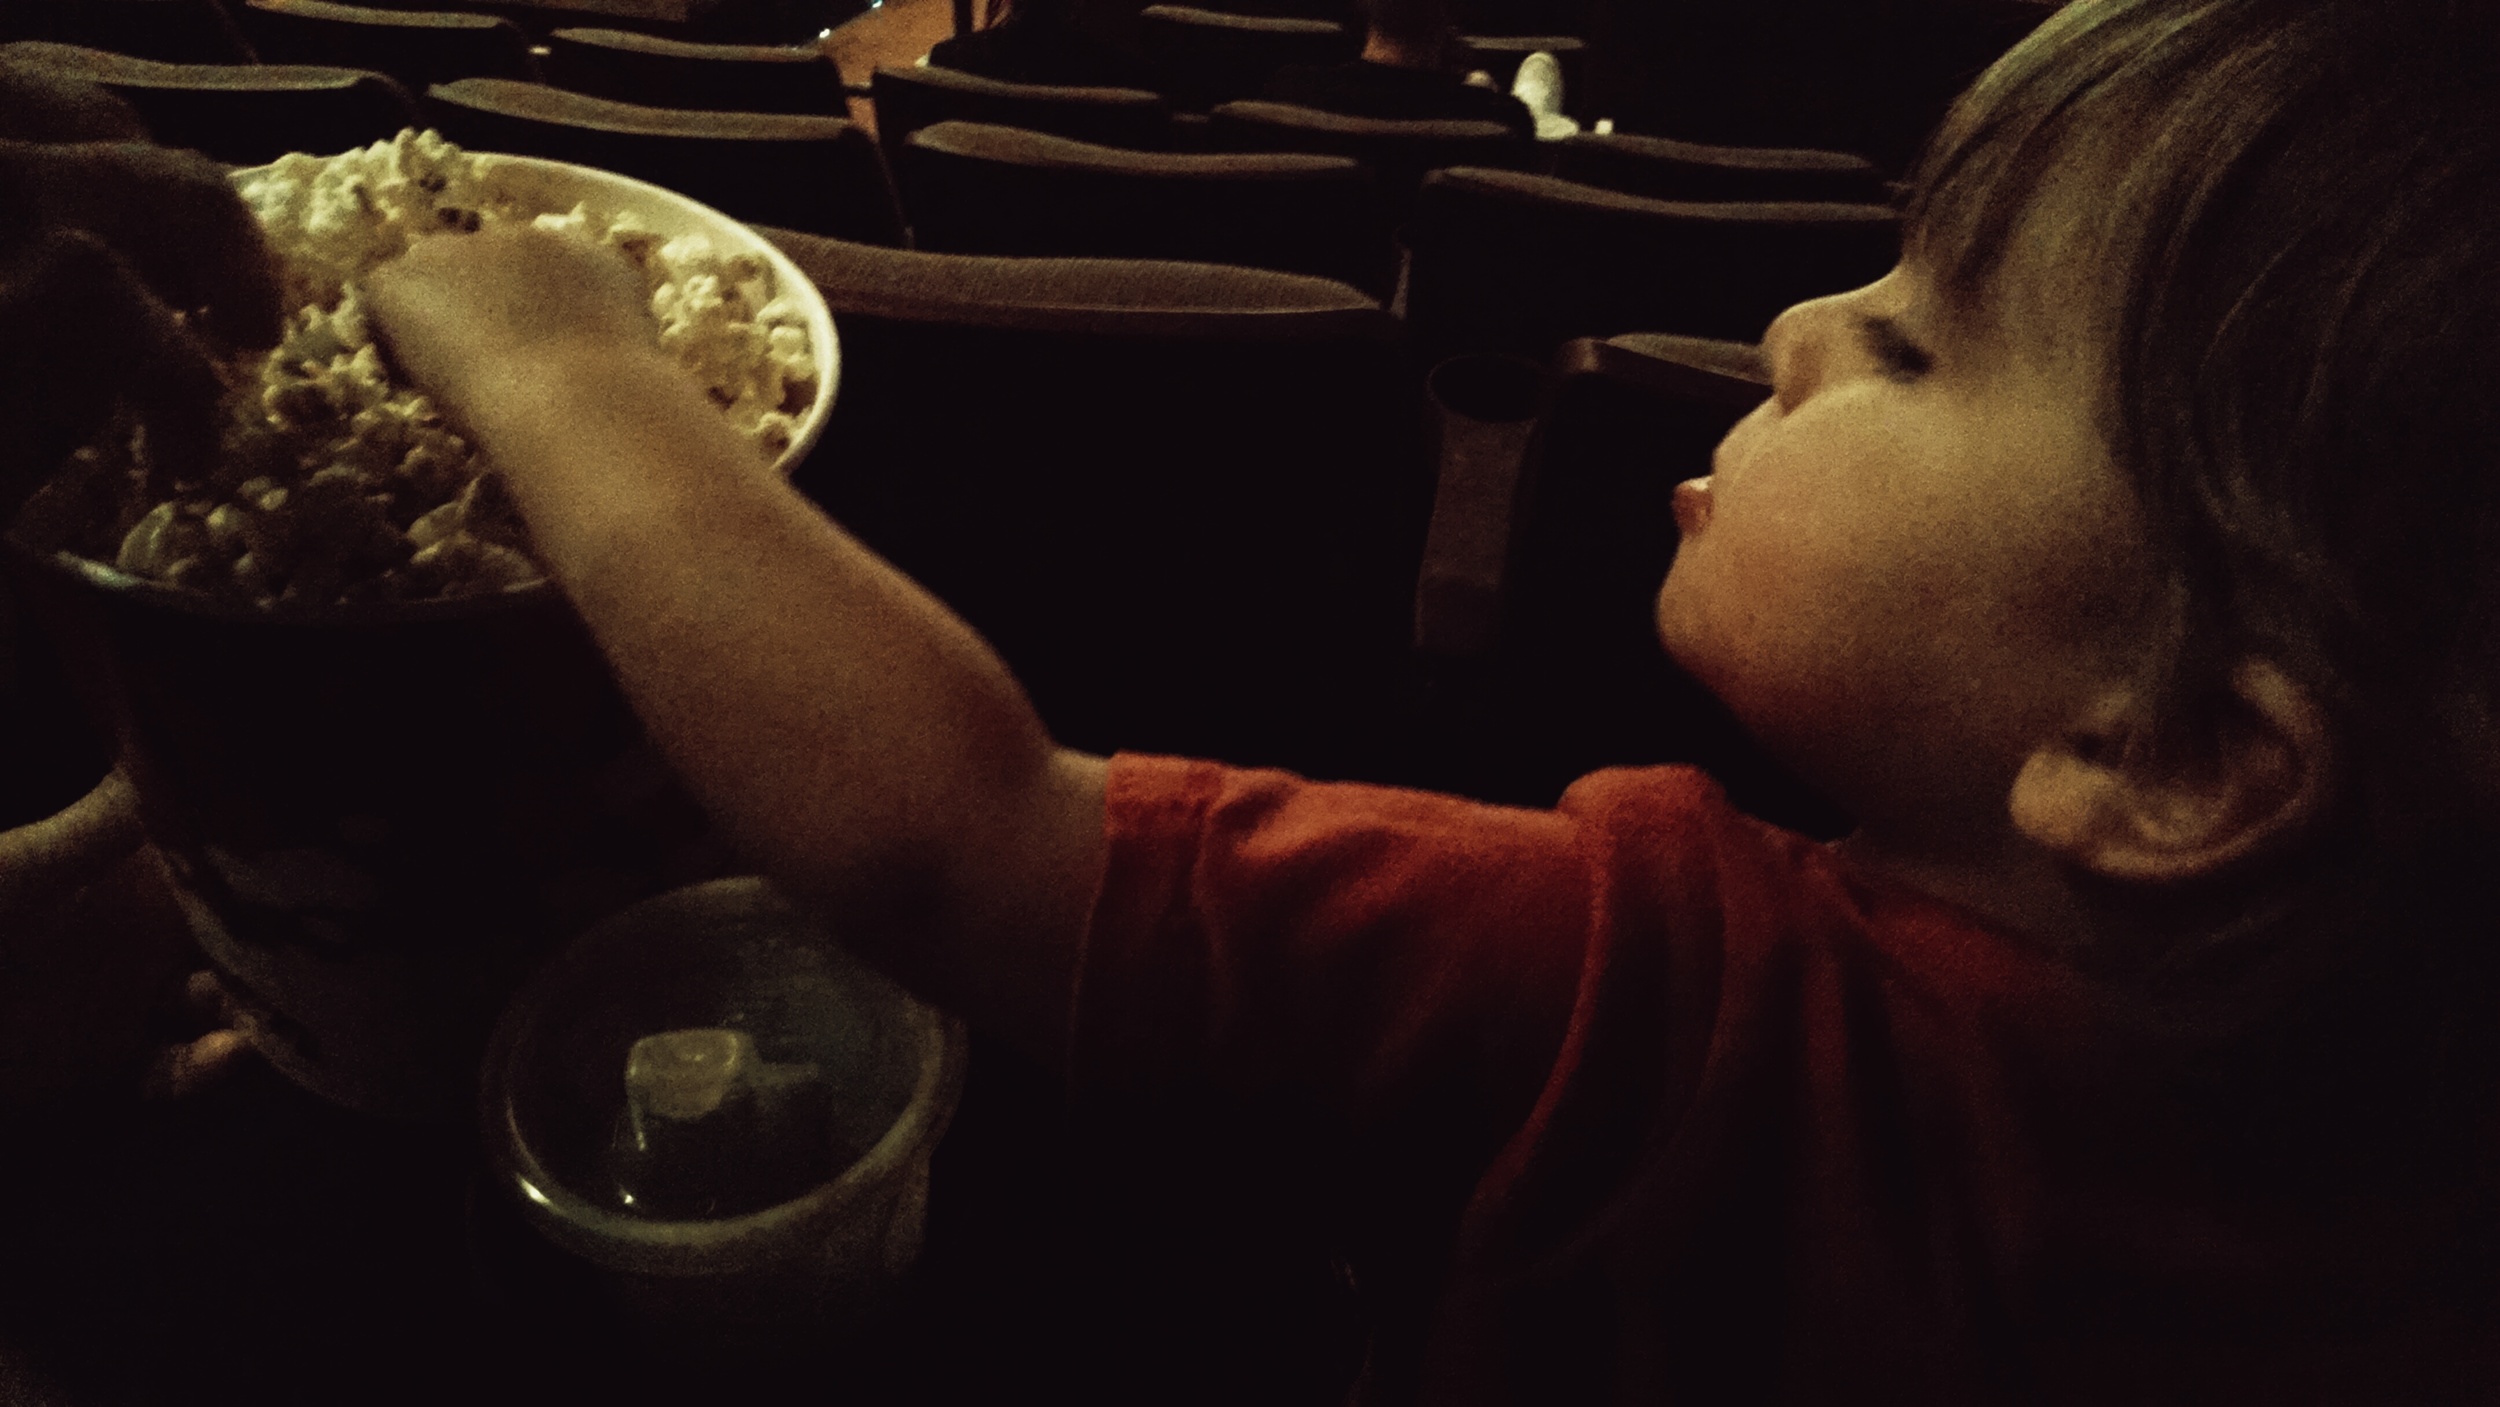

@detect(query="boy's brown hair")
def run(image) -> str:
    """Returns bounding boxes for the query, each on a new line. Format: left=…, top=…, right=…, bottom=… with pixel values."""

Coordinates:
left=1909, top=0, right=2500, bottom=1170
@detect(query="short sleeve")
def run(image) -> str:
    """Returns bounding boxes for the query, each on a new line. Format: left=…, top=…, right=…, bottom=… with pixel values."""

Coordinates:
left=1070, top=753, right=1598, bottom=1162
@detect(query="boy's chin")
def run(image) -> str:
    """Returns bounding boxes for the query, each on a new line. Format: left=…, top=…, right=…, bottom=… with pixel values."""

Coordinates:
left=1651, top=577, right=1712, bottom=672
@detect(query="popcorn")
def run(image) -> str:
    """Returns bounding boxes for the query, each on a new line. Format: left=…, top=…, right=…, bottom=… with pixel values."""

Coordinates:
left=70, top=130, right=817, bottom=609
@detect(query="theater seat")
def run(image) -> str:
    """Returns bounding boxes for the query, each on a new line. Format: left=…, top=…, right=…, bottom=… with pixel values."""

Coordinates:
left=1165, top=0, right=1353, bottom=19
left=1205, top=99, right=1526, bottom=224
left=1138, top=4, right=1357, bottom=112
left=541, top=27, right=846, bottom=116
left=898, top=119, right=1389, bottom=292
left=759, top=228, right=1426, bottom=777
left=869, top=63, right=1170, bottom=172
left=1401, top=165, right=1899, bottom=363
left=0, top=0, right=252, bottom=65
left=0, top=39, right=416, bottom=164
left=1546, top=131, right=1889, bottom=205
left=237, top=1, right=536, bottom=93
left=423, top=77, right=904, bottom=245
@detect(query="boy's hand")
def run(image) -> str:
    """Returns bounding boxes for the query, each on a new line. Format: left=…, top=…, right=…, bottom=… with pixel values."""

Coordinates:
left=0, top=138, right=284, bottom=520
left=360, top=225, right=659, bottom=428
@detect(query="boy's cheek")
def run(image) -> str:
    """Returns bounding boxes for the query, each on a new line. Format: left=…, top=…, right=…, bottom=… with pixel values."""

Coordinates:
left=1708, top=400, right=1777, bottom=484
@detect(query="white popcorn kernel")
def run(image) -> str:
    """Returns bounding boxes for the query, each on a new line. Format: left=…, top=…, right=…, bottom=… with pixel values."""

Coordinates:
left=407, top=500, right=463, bottom=550
left=204, top=503, right=253, bottom=556
left=116, top=502, right=181, bottom=575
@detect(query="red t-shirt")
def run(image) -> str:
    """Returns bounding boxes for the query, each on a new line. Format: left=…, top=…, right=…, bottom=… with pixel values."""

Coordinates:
left=1072, top=755, right=2500, bottom=1404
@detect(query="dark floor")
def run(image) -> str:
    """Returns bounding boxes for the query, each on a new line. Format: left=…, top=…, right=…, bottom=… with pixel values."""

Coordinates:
left=0, top=1030, right=1368, bottom=1407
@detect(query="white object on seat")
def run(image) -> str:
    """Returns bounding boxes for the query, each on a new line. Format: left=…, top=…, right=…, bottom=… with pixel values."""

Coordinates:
left=1512, top=50, right=1578, bottom=140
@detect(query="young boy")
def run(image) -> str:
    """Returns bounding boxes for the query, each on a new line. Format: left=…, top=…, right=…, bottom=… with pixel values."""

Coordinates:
left=361, top=0, right=2500, bottom=1397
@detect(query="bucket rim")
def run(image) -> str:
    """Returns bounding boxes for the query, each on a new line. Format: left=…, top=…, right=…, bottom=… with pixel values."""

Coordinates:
left=1, top=537, right=570, bottom=627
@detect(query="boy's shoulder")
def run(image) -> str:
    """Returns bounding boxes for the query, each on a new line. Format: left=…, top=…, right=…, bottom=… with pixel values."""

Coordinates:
left=1105, top=752, right=1987, bottom=959
left=1549, top=763, right=2046, bottom=972
left=1101, top=753, right=2052, bottom=986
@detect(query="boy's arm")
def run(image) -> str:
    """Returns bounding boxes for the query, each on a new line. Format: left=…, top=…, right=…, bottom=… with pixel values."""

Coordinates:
left=363, top=227, right=1105, bottom=1072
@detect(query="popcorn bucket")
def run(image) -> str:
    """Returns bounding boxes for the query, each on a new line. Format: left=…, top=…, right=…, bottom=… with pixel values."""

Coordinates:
left=1, top=548, right=734, bottom=1121
left=0, top=141, right=841, bottom=1120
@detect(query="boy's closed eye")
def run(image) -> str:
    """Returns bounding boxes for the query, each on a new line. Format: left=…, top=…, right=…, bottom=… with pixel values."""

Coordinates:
left=1857, top=312, right=1934, bottom=382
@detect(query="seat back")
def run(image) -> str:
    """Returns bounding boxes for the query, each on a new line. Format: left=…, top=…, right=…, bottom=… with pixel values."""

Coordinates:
left=898, top=118, right=1389, bottom=292
left=1547, top=131, right=1889, bottom=205
left=0, top=0, right=252, bottom=64
left=1206, top=99, right=1523, bottom=226
left=761, top=228, right=1425, bottom=773
left=423, top=77, right=905, bottom=244
left=870, top=62, right=1169, bottom=173
left=676, top=0, right=874, bottom=46
left=0, top=39, right=417, bottom=163
left=541, top=26, right=845, bottom=115
left=1585, top=0, right=2049, bottom=173
left=238, top=0, right=536, bottom=92
left=1452, top=0, right=1595, bottom=37
left=1138, top=4, right=1356, bottom=111
left=1167, top=0, right=1353, bottom=18
left=1402, top=165, right=1899, bottom=362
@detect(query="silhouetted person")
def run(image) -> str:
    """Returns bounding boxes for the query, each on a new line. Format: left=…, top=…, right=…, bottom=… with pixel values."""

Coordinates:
left=1263, top=0, right=1534, bottom=138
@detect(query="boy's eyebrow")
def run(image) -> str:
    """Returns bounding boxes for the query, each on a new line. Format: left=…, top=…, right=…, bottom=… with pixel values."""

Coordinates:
left=1856, top=312, right=1935, bottom=372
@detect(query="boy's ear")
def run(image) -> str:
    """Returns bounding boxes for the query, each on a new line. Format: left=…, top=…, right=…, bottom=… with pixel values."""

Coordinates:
left=2007, top=659, right=2332, bottom=884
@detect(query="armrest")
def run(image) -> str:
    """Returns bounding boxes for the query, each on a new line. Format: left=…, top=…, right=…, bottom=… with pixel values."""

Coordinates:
left=1592, top=332, right=1768, bottom=399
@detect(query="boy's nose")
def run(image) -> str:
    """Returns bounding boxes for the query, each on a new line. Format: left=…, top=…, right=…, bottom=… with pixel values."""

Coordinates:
left=1763, top=296, right=1837, bottom=413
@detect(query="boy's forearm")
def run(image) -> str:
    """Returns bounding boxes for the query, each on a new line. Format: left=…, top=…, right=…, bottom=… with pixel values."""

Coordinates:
left=458, top=344, right=1102, bottom=1065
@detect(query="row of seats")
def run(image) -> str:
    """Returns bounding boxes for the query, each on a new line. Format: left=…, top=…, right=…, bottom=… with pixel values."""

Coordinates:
left=0, top=0, right=1584, bottom=123
left=0, top=41, right=906, bottom=240
left=2, top=0, right=1907, bottom=223
left=0, top=0, right=868, bottom=56
left=8, top=0, right=2055, bottom=171
left=894, top=120, right=1897, bottom=348
left=919, top=5, right=1585, bottom=117
left=2, top=34, right=1897, bottom=360
left=0, top=0, right=857, bottom=108
left=865, top=62, right=1883, bottom=204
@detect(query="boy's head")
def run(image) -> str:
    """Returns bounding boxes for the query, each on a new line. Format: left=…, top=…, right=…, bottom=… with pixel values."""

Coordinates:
left=1661, top=0, right=2500, bottom=946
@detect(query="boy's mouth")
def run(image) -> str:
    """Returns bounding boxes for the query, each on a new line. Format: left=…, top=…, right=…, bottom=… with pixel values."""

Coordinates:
left=1672, top=476, right=1714, bottom=535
